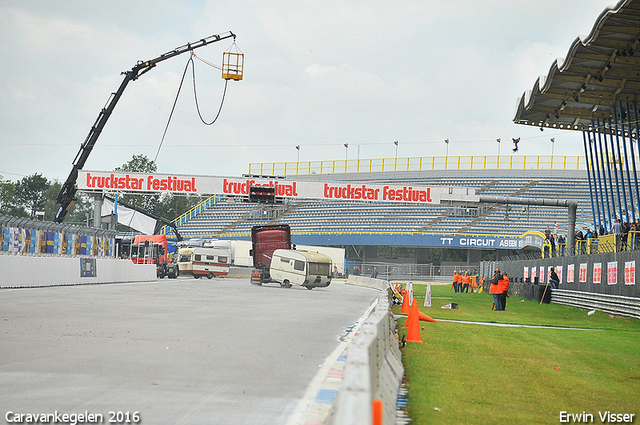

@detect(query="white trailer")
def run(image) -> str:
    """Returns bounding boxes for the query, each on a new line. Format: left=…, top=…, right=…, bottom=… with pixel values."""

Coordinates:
left=178, top=247, right=230, bottom=279
left=269, top=249, right=332, bottom=289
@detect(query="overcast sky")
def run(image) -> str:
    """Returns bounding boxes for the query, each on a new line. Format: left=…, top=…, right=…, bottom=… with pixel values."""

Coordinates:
left=0, top=0, right=617, bottom=182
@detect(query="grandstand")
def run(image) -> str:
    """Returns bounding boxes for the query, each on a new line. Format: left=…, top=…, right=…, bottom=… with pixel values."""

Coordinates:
left=173, top=162, right=592, bottom=251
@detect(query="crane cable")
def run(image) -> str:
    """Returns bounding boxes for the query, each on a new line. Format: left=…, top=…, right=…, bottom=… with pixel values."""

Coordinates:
left=191, top=54, right=229, bottom=126
left=154, top=51, right=229, bottom=162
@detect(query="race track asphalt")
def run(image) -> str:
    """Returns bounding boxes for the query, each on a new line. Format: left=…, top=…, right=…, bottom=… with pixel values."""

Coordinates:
left=0, top=277, right=380, bottom=425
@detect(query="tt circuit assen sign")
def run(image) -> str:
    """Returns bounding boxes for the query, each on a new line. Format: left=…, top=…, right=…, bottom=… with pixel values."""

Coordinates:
left=77, top=170, right=474, bottom=205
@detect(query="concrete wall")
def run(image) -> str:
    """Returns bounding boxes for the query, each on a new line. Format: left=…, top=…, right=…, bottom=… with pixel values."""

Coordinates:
left=325, top=278, right=404, bottom=425
left=0, top=254, right=156, bottom=288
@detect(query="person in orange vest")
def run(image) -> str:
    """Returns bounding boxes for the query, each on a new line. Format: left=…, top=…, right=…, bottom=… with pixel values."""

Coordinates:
left=489, top=268, right=503, bottom=310
left=452, top=270, right=459, bottom=292
left=469, top=270, right=479, bottom=293
left=462, top=271, right=471, bottom=293
left=498, top=272, right=510, bottom=311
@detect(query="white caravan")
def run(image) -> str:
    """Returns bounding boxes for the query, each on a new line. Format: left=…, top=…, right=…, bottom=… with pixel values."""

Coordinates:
left=178, top=247, right=230, bottom=279
left=269, top=249, right=332, bottom=289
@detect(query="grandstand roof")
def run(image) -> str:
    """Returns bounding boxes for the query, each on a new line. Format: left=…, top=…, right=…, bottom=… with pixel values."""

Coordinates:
left=513, top=0, right=640, bottom=132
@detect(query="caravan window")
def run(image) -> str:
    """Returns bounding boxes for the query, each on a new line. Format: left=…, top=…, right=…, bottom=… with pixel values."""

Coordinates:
left=194, top=254, right=201, bottom=261
left=280, top=256, right=291, bottom=264
left=219, top=256, right=228, bottom=263
left=206, top=255, right=214, bottom=261
left=308, top=262, right=331, bottom=276
left=294, top=260, right=305, bottom=271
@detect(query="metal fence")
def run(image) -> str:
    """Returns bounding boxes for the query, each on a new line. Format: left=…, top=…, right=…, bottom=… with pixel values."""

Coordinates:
left=345, top=261, right=475, bottom=282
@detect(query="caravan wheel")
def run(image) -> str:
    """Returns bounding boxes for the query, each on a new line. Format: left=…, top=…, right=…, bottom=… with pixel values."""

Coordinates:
left=207, top=272, right=214, bottom=279
left=280, top=280, right=292, bottom=288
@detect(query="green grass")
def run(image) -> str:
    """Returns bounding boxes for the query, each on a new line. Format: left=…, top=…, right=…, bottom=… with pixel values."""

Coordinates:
left=394, top=284, right=640, bottom=425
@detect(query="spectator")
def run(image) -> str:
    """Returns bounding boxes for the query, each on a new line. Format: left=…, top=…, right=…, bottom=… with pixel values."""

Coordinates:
left=612, top=219, right=622, bottom=251
left=498, top=272, right=510, bottom=311
left=549, top=267, right=559, bottom=289
left=489, top=268, right=503, bottom=311
left=612, top=218, right=622, bottom=235
left=622, top=221, right=630, bottom=250
left=543, top=238, right=551, bottom=258
left=462, top=271, right=471, bottom=293
left=558, top=234, right=566, bottom=256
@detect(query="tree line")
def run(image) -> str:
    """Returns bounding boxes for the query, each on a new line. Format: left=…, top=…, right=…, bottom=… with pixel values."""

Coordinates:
left=0, top=155, right=203, bottom=230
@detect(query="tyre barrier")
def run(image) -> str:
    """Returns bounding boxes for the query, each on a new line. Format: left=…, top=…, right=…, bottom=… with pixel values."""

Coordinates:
left=325, top=279, right=404, bottom=425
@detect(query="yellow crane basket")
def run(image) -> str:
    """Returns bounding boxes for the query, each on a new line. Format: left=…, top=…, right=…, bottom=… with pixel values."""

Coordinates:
left=222, top=52, right=244, bottom=81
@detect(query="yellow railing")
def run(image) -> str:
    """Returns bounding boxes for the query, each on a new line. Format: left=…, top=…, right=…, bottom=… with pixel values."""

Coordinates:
left=248, top=155, right=586, bottom=176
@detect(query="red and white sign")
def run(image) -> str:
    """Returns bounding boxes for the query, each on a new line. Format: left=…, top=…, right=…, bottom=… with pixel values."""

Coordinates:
left=607, top=261, right=618, bottom=285
left=579, top=263, right=588, bottom=283
left=523, top=266, right=529, bottom=280
left=625, top=261, right=635, bottom=285
left=567, top=264, right=574, bottom=283
left=556, top=266, right=563, bottom=284
left=593, top=263, right=602, bottom=284
left=77, top=170, right=452, bottom=205
left=539, top=266, right=545, bottom=283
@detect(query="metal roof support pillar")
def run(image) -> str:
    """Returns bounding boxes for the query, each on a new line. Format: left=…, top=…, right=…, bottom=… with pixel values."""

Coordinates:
left=633, top=102, right=640, bottom=219
left=595, top=122, right=611, bottom=230
left=607, top=117, right=624, bottom=222
left=567, top=202, right=577, bottom=255
left=619, top=102, right=638, bottom=223
left=583, top=131, right=600, bottom=234
left=613, top=105, right=631, bottom=222
left=599, top=120, right=616, bottom=227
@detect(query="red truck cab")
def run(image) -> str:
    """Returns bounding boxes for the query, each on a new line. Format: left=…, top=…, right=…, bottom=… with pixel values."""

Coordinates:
left=250, top=224, right=291, bottom=285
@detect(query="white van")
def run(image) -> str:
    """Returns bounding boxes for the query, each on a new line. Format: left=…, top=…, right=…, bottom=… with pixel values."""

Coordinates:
left=270, top=249, right=332, bottom=289
left=178, top=247, right=230, bottom=279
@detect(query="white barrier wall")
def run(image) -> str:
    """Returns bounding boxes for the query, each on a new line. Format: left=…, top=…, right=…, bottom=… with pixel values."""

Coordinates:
left=0, top=255, right=156, bottom=288
left=326, top=279, right=404, bottom=425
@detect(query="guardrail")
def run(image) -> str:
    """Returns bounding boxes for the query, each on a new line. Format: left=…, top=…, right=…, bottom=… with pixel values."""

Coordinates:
left=325, top=278, right=404, bottom=425
left=551, top=289, right=640, bottom=320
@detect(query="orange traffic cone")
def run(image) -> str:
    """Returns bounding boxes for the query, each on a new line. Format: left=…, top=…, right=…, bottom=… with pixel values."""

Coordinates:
left=403, top=296, right=413, bottom=328
left=418, top=311, right=439, bottom=323
left=406, top=301, right=423, bottom=343
left=401, top=289, right=410, bottom=314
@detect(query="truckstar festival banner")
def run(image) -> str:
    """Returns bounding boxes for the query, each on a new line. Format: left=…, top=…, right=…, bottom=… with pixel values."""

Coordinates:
left=77, top=171, right=464, bottom=205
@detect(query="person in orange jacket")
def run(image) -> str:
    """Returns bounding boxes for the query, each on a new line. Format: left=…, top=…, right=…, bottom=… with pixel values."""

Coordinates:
left=452, top=271, right=459, bottom=292
left=498, top=272, right=510, bottom=311
left=489, top=268, right=503, bottom=310
left=462, top=271, right=471, bottom=293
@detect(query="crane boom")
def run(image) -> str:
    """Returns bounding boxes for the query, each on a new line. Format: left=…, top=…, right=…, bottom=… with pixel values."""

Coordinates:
left=55, top=31, right=236, bottom=223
